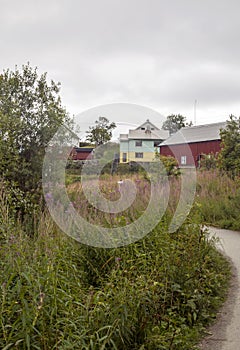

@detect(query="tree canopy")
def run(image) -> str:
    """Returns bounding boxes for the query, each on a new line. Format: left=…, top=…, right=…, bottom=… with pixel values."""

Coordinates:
left=0, top=63, right=71, bottom=193
left=86, top=116, right=116, bottom=146
left=218, top=115, right=240, bottom=174
left=162, top=114, right=191, bottom=134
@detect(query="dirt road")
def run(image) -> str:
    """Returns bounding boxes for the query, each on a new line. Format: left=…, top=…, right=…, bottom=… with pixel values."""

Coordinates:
left=199, top=227, right=240, bottom=350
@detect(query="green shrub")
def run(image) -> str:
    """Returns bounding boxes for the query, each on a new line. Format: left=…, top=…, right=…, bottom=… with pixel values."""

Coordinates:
left=199, top=153, right=217, bottom=170
left=157, top=155, right=180, bottom=176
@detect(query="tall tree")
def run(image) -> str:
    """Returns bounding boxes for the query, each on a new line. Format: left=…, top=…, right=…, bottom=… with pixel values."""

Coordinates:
left=86, top=116, right=116, bottom=146
left=218, top=115, right=240, bottom=173
left=0, top=63, right=72, bottom=193
left=162, top=114, right=191, bottom=134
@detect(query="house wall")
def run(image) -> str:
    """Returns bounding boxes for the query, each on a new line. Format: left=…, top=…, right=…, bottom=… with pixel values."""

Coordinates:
left=70, top=148, right=94, bottom=161
left=119, top=151, right=156, bottom=163
left=120, top=141, right=129, bottom=152
left=128, top=139, right=155, bottom=152
left=73, top=152, right=93, bottom=160
left=119, top=140, right=129, bottom=163
left=159, top=140, right=221, bottom=167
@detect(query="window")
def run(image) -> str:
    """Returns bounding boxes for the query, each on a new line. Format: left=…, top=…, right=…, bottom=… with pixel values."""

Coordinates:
left=181, top=156, right=187, bottom=165
left=122, top=153, right=127, bottom=163
left=135, top=152, right=143, bottom=159
left=135, top=140, right=142, bottom=147
left=141, top=127, right=145, bottom=130
left=154, top=141, right=159, bottom=147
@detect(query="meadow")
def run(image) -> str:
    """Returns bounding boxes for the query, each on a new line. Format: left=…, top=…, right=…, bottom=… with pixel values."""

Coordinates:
left=0, top=172, right=231, bottom=349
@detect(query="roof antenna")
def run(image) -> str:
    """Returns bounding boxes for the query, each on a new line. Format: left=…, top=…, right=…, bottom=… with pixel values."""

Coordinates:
left=194, top=99, right=197, bottom=125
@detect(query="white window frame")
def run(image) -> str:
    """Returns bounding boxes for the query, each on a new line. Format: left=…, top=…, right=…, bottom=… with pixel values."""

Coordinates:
left=181, top=155, right=187, bottom=165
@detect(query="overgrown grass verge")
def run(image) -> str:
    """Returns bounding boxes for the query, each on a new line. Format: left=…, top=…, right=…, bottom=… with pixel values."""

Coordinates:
left=0, top=179, right=231, bottom=349
left=197, top=170, right=240, bottom=230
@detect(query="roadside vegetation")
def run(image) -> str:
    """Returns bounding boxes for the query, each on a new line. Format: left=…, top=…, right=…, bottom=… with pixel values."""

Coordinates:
left=197, top=170, right=240, bottom=230
left=196, top=115, right=240, bottom=230
left=0, top=177, right=231, bottom=350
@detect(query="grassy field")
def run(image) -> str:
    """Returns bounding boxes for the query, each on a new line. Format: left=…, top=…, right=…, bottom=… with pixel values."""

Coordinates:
left=0, top=173, right=231, bottom=349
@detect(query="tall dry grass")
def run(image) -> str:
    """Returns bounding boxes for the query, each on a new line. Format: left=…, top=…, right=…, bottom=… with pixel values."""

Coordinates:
left=196, top=170, right=240, bottom=230
left=0, top=175, right=231, bottom=349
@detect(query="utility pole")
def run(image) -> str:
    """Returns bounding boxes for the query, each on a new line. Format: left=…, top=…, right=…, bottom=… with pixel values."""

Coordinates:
left=194, top=99, right=197, bottom=125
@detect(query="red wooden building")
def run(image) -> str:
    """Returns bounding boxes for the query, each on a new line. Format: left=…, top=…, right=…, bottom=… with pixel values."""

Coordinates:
left=70, top=147, right=94, bottom=161
left=159, top=122, right=226, bottom=168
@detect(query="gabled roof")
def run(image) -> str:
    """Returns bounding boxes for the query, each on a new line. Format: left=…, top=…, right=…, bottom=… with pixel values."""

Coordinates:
left=136, top=119, right=160, bottom=131
left=119, top=119, right=169, bottom=141
left=159, top=122, right=226, bottom=146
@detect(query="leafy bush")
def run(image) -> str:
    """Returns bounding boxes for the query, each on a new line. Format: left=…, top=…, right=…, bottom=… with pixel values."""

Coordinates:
left=154, top=153, right=180, bottom=176
left=199, top=153, right=217, bottom=170
left=218, top=115, right=240, bottom=174
left=159, top=155, right=180, bottom=176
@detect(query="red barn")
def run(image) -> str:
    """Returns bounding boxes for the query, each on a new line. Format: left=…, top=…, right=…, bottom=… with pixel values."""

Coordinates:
left=159, top=122, right=226, bottom=168
left=70, top=147, right=94, bottom=161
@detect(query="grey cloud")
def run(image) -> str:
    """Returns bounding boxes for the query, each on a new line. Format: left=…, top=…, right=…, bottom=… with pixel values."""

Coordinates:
left=1, top=0, right=240, bottom=121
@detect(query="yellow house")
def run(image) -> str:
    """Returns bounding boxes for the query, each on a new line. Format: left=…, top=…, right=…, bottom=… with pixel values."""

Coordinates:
left=119, top=120, right=169, bottom=163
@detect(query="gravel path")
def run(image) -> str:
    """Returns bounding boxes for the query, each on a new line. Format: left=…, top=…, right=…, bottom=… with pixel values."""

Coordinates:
left=199, top=227, right=240, bottom=350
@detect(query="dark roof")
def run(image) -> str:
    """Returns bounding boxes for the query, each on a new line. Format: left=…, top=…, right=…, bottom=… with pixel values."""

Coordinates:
left=159, top=122, right=226, bottom=146
left=74, top=147, right=94, bottom=152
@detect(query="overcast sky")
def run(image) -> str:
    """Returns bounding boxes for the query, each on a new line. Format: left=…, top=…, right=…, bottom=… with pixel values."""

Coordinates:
left=1, top=0, right=240, bottom=133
